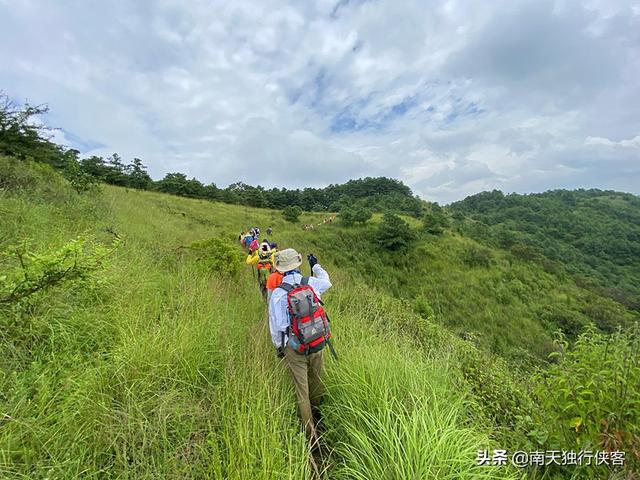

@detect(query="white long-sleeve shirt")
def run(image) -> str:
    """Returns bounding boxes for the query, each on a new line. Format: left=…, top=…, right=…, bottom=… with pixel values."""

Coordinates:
left=268, top=264, right=332, bottom=348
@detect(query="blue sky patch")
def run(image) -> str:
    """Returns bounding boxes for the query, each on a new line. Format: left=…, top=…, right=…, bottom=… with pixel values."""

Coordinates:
left=61, top=129, right=105, bottom=152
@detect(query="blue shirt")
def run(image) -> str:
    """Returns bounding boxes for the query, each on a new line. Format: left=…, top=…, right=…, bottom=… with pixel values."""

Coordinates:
left=268, top=264, right=332, bottom=348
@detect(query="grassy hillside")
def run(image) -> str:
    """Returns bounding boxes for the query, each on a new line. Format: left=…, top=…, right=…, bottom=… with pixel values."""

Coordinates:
left=450, top=189, right=640, bottom=310
left=1, top=158, right=517, bottom=478
left=1, top=157, right=638, bottom=478
left=286, top=216, right=635, bottom=363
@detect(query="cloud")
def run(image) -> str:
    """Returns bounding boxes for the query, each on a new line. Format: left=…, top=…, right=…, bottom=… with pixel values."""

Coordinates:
left=1, top=0, right=638, bottom=203
left=214, top=117, right=370, bottom=188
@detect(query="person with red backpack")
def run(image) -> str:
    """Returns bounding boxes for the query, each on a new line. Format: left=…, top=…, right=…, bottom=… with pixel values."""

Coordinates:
left=268, top=248, right=332, bottom=439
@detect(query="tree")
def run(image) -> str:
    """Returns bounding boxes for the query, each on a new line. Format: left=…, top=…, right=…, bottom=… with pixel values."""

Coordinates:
left=80, top=156, right=110, bottom=180
left=377, top=213, right=415, bottom=251
left=282, top=205, right=302, bottom=223
left=0, top=92, right=64, bottom=166
left=202, top=182, right=221, bottom=201
left=104, top=153, right=128, bottom=186
left=340, top=205, right=372, bottom=226
left=127, top=158, right=152, bottom=190
left=423, top=202, right=449, bottom=235
left=154, top=172, right=192, bottom=196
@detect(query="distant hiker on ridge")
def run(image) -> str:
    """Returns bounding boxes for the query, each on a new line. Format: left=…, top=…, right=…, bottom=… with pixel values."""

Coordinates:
left=268, top=249, right=332, bottom=440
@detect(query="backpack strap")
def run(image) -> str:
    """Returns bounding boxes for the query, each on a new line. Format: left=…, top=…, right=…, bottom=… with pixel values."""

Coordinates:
left=277, top=282, right=295, bottom=293
left=277, top=276, right=309, bottom=292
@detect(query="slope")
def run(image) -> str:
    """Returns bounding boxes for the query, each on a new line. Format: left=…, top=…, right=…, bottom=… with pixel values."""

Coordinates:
left=281, top=216, right=636, bottom=364
left=450, top=189, right=640, bottom=310
left=1, top=158, right=515, bottom=478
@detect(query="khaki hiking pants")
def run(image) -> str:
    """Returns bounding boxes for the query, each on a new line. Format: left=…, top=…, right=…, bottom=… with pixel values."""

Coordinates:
left=284, top=346, right=324, bottom=437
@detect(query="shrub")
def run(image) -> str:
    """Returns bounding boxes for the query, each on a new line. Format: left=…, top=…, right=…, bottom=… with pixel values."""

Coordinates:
left=340, top=206, right=372, bottom=226
left=376, top=213, right=415, bottom=251
left=282, top=205, right=302, bottom=223
left=413, top=296, right=435, bottom=321
left=0, top=156, right=71, bottom=202
left=61, top=158, right=99, bottom=193
left=422, top=203, right=448, bottom=235
left=186, top=237, right=243, bottom=277
left=462, top=244, right=493, bottom=268
left=510, top=244, right=545, bottom=263
left=531, top=326, right=640, bottom=476
left=0, top=235, right=120, bottom=306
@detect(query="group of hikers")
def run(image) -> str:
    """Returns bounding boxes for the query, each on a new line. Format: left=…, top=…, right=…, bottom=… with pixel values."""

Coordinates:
left=238, top=226, right=334, bottom=446
left=302, top=215, right=337, bottom=231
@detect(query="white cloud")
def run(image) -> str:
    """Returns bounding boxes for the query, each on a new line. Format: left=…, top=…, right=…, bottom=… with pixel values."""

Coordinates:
left=0, top=0, right=638, bottom=203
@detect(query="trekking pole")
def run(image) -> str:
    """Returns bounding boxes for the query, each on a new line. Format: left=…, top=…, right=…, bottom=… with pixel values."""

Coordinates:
left=324, top=312, right=338, bottom=361
left=326, top=338, right=338, bottom=360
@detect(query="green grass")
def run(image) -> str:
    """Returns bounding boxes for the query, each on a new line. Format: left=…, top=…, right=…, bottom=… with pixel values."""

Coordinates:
left=0, top=165, right=520, bottom=478
left=3, top=161, right=636, bottom=478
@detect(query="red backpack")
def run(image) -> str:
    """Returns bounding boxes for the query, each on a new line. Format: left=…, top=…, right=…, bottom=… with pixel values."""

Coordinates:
left=278, top=277, right=331, bottom=355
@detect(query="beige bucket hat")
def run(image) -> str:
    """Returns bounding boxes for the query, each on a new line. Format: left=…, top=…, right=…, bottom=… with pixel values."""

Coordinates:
left=274, top=248, right=302, bottom=272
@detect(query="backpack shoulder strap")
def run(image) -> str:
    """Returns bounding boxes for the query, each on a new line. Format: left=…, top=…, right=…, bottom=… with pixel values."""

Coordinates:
left=301, top=277, right=310, bottom=286
left=277, top=282, right=295, bottom=293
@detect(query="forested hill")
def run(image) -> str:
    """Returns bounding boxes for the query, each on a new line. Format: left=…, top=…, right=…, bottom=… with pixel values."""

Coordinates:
left=450, top=189, right=640, bottom=310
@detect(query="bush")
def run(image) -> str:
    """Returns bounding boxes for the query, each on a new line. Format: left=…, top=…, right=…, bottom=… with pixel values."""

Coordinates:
left=531, top=326, right=640, bottom=476
left=422, top=203, right=449, bottom=235
left=186, top=238, right=243, bottom=277
left=282, top=205, right=302, bottom=223
left=376, top=213, right=415, bottom=251
left=510, top=244, right=545, bottom=263
left=340, top=206, right=372, bottom=226
left=461, top=245, right=493, bottom=268
left=0, top=235, right=120, bottom=306
left=0, top=156, right=71, bottom=202
left=413, top=296, right=436, bottom=321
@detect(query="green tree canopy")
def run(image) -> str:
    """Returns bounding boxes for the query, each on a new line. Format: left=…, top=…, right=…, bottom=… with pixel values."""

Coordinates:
left=282, top=205, right=302, bottom=223
left=377, top=213, right=416, bottom=251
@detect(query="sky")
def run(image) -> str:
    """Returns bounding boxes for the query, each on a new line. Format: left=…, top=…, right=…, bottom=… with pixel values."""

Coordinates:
left=1, top=0, right=639, bottom=203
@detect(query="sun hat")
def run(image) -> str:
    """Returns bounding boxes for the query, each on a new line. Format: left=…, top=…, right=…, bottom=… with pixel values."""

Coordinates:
left=274, top=248, right=302, bottom=273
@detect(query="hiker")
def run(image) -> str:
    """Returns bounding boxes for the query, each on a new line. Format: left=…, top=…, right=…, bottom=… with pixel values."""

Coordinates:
left=266, top=226, right=273, bottom=236
left=265, top=268, right=283, bottom=303
left=268, top=249, right=332, bottom=439
left=247, top=240, right=276, bottom=298
left=249, top=237, right=259, bottom=252
left=243, top=234, right=254, bottom=250
left=246, top=241, right=275, bottom=268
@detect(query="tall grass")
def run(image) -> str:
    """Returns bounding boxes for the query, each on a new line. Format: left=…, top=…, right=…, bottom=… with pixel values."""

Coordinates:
left=0, top=169, right=554, bottom=478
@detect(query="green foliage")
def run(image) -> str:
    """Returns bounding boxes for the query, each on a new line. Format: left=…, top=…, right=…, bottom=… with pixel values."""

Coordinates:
left=282, top=205, right=302, bottom=223
left=3, top=151, right=640, bottom=479
left=0, top=235, right=120, bottom=305
left=339, top=205, right=372, bottom=226
left=186, top=237, right=243, bottom=277
left=0, top=155, right=71, bottom=201
left=59, top=150, right=99, bottom=193
left=0, top=93, right=63, bottom=166
left=452, top=189, right=640, bottom=310
left=1, top=90, right=426, bottom=217
left=376, top=213, right=415, bottom=251
left=462, top=244, right=493, bottom=268
left=422, top=202, right=449, bottom=235
left=455, top=344, right=537, bottom=447
left=413, top=295, right=436, bottom=321
left=531, top=325, right=640, bottom=476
